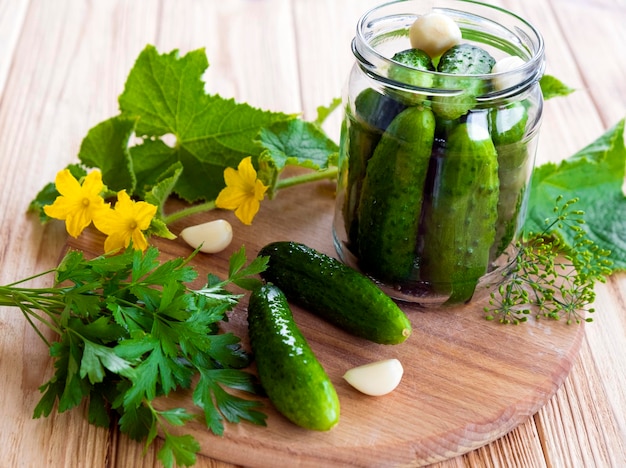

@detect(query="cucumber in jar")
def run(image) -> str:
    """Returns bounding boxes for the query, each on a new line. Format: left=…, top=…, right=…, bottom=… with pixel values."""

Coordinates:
left=488, top=100, right=531, bottom=260
left=342, top=88, right=405, bottom=252
left=388, top=48, right=435, bottom=105
left=357, top=105, right=436, bottom=283
left=419, top=110, right=500, bottom=304
left=433, top=44, right=496, bottom=120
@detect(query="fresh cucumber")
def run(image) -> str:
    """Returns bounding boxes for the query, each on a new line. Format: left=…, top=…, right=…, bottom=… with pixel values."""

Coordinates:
left=248, top=284, right=340, bottom=431
left=258, top=241, right=411, bottom=345
left=488, top=101, right=530, bottom=259
left=357, top=105, right=435, bottom=283
left=419, top=111, right=500, bottom=304
left=342, top=88, right=405, bottom=252
left=433, top=44, right=495, bottom=120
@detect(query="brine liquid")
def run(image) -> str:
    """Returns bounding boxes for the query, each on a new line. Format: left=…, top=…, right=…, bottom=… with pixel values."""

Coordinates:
left=333, top=105, right=537, bottom=305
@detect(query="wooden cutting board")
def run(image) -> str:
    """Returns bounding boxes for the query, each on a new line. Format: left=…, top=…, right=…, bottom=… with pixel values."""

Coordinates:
left=67, top=171, right=584, bottom=467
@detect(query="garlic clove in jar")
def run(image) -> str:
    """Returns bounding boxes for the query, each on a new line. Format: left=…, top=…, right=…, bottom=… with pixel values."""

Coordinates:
left=409, top=12, right=462, bottom=59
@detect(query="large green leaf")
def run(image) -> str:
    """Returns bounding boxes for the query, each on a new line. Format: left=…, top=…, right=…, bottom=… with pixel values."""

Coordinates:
left=525, top=119, right=626, bottom=270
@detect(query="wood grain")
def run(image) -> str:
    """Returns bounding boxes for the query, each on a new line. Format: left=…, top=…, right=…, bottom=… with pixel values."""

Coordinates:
left=0, top=0, right=625, bottom=467
left=68, top=169, right=584, bottom=467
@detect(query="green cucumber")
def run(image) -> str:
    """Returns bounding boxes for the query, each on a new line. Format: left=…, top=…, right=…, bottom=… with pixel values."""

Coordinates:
left=357, top=105, right=435, bottom=283
left=342, top=88, right=405, bottom=251
left=433, top=44, right=496, bottom=120
left=419, top=111, right=500, bottom=304
left=258, top=241, right=411, bottom=345
left=248, top=284, right=340, bottom=431
left=489, top=101, right=530, bottom=259
left=388, top=48, right=435, bottom=104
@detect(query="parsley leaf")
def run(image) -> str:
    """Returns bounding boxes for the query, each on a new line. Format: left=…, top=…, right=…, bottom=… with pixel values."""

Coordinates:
left=2, top=245, right=268, bottom=467
left=158, top=433, right=200, bottom=468
left=193, top=368, right=266, bottom=435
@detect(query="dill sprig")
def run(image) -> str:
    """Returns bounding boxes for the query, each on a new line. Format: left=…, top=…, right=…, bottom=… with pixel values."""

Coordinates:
left=485, top=196, right=613, bottom=324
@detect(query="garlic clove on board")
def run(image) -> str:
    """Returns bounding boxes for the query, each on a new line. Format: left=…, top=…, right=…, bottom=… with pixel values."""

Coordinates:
left=180, top=219, right=233, bottom=253
left=343, top=358, right=404, bottom=396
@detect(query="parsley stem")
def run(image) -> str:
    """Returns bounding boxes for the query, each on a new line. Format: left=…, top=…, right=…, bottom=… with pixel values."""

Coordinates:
left=0, top=287, right=65, bottom=336
left=20, top=308, right=54, bottom=347
left=2, top=269, right=57, bottom=288
left=275, top=167, right=338, bottom=191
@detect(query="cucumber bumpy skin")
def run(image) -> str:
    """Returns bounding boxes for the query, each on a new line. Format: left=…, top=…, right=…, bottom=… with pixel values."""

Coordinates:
left=342, top=88, right=406, bottom=252
left=419, top=111, right=500, bottom=304
left=433, top=44, right=496, bottom=120
left=388, top=48, right=435, bottom=105
left=248, top=284, right=340, bottom=431
left=258, top=241, right=412, bottom=345
left=488, top=101, right=530, bottom=260
left=357, top=105, right=436, bottom=283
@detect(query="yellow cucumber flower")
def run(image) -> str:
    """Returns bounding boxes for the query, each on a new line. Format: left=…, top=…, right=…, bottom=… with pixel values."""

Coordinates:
left=44, top=169, right=108, bottom=237
left=93, top=190, right=157, bottom=252
left=215, top=156, right=268, bottom=225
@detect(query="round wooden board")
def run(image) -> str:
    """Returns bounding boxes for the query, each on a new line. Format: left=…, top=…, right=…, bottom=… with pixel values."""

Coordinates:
left=68, top=172, right=584, bottom=467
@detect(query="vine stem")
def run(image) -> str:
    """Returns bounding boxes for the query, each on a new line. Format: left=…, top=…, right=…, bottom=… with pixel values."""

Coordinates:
left=162, top=200, right=216, bottom=225
left=161, top=167, right=338, bottom=226
left=274, top=167, right=338, bottom=190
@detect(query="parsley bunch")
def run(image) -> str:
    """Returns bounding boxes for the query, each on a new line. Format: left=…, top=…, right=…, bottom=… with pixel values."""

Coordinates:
left=0, top=245, right=268, bottom=467
left=485, top=196, right=613, bottom=324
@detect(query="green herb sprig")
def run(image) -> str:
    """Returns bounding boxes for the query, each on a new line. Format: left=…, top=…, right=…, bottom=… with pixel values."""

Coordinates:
left=485, top=196, right=613, bottom=324
left=0, top=245, right=268, bottom=467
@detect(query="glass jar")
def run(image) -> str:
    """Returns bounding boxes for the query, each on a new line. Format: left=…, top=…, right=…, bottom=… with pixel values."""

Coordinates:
left=333, top=0, right=545, bottom=306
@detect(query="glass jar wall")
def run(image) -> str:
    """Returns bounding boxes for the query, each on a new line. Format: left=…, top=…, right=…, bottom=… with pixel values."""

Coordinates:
left=333, top=0, right=545, bottom=305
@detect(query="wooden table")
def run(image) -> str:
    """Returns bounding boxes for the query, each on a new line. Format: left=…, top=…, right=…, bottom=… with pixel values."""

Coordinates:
left=0, top=0, right=625, bottom=466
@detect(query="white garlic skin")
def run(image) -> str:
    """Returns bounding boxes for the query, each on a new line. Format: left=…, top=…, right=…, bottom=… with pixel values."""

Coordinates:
left=409, top=12, right=462, bottom=59
left=491, top=55, right=526, bottom=91
left=343, top=358, right=404, bottom=396
left=180, top=219, right=233, bottom=253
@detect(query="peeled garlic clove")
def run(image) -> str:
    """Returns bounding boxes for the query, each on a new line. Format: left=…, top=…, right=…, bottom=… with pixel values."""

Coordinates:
left=180, top=219, right=233, bottom=253
left=409, top=12, right=462, bottom=59
left=343, top=358, right=404, bottom=396
left=491, top=55, right=526, bottom=91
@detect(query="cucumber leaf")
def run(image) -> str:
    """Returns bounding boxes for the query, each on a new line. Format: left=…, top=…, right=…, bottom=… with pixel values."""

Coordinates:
left=525, top=118, right=626, bottom=270
left=78, top=115, right=137, bottom=193
left=540, top=74, right=576, bottom=100
left=257, top=119, right=339, bottom=171
left=113, top=45, right=295, bottom=202
left=69, top=45, right=338, bottom=208
left=314, top=97, right=342, bottom=126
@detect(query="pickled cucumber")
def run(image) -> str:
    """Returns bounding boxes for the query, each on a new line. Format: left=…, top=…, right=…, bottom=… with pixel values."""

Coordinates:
left=419, top=111, right=499, bottom=303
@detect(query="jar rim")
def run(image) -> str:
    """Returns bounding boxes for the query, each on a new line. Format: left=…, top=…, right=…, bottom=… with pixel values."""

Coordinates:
left=354, top=0, right=545, bottom=95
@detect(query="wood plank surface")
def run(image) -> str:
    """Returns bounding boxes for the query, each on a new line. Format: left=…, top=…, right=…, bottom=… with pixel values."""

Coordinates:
left=66, top=172, right=584, bottom=467
left=0, top=0, right=624, bottom=467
